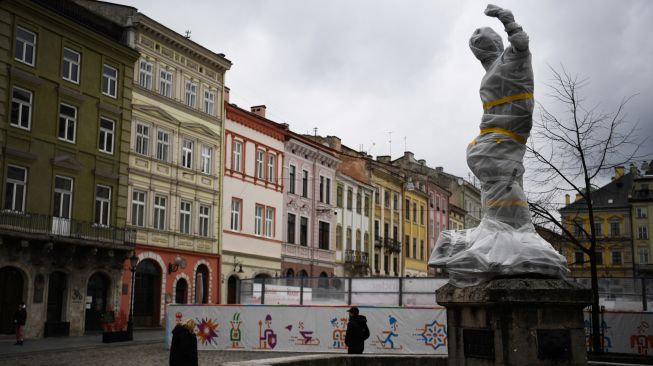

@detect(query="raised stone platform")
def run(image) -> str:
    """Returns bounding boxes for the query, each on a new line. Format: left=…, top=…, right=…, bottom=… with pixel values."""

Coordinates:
left=436, top=278, right=592, bottom=366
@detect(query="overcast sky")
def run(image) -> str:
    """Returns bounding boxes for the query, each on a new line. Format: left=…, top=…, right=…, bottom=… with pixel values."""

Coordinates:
left=114, top=0, right=652, bottom=186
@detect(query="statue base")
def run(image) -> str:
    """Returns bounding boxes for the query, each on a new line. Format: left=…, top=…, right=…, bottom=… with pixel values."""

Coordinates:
left=436, top=278, right=591, bottom=366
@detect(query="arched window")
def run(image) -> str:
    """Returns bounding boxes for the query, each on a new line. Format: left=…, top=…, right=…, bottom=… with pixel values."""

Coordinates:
left=318, top=272, right=329, bottom=289
left=175, top=278, right=188, bottom=304
left=299, top=270, right=308, bottom=278
left=364, top=232, right=370, bottom=250
left=286, top=269, right=295, bottom=278
left=195, top=264, right=209, bottom=304
left=346, top=227, right=352, bottom=250
left=336, top=225, right=343, bottom=250
left=356, top=230, right=361, bottom=251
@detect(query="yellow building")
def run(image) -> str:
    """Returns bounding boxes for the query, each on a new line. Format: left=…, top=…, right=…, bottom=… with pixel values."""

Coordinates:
left=402, top=185, right=429, bottom=277
left=370, top=157, right=403, bottom=276
left=631, top=163, right=653, bottom=277
left=559, top=168, right=635, bottom=294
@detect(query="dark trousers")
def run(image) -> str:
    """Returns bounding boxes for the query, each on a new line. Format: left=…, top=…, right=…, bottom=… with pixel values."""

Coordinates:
left=347, top=346, right=363, bottom=354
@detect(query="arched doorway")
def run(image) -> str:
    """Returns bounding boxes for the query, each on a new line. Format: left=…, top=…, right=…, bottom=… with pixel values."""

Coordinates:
left=85, top=272, right=109, bottom=333
left=133, top=259, right=161, bottom=327
left=45, top=271, right=68, bottom=336
left=0, top=266, right=24, bottom=334
left=227, top=275, right=239, bottom=304
left=254, top=273, right=270, bottom=284
left=175, top=278, right=188, bottom=304
left=285, top=269, right=295, bottom=286
left=318, top=272, right=329, bottom=289
left=194, top=265, right=209, bottom=304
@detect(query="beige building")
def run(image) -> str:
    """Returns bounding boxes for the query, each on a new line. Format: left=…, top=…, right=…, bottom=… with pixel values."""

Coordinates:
left=632, top=162, right=653, bottom=278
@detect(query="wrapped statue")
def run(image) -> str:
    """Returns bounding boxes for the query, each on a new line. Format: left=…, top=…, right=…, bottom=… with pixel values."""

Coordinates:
left=428, top=4, right=570, bottom=287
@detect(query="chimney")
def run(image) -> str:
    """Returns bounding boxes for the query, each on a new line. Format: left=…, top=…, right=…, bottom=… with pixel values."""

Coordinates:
left=326, top=136, right=341, bottom=152
left=376, top=155, right=391, bottom=163
left=435, top=167, right=443, bottom=173
left=404, top=151, right=414, bottom=161
left=224, top=86, right=230, bottom=103
left=630, top=163, right=640, bottom=178
left=565, top=194, right=570, bottom=205
left=575, top=193, right=582, bottom=202
left=418, top=159, right=426, bottom=166
left=612, top=166, right=625, bottom=180
left=251, top=105, right=266, bottom=118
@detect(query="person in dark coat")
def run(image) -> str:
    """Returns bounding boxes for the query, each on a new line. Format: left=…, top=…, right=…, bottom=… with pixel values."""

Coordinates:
left=13, top=302, right=27, bottom=346
left=169, top=318, right=198, bottom=366
left=344, top=306, right=369, bottom=354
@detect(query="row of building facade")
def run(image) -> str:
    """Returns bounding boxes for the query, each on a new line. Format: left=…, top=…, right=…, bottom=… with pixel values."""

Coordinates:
left=0, top=0, right=484, bottom=338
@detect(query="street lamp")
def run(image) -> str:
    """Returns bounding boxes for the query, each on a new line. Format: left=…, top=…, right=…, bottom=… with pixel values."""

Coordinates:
left=128, top=253, right=139, bottom=341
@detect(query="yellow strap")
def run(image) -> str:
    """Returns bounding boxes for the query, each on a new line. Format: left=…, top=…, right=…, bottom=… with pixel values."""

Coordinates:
left=486, top=199, right=529, bottom=208
left=480, top=127, right=527, bottom=144
left=483, top=92, right=534, bottom=110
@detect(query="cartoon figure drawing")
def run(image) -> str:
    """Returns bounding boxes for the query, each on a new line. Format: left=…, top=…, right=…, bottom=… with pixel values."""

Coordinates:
left=584, top=319, right=612, bottom=352
left=416, top=319, right=447, bottom=351
left=289, top=321, right=320, bottom=346
left=374, top=315, right=402, bottom=350
left=229, top=313, right=244, bottom=349
left=195, top=318, right=219, bottom=345
left=630, top=321, right=651, bottom=355
left=330, top=317, right=348, bottom=350
left=258, top=314, right=278, bottom=349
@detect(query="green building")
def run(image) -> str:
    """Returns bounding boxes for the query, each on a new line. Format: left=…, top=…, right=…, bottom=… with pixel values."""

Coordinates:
left=0, top=0, right=139, bottom=338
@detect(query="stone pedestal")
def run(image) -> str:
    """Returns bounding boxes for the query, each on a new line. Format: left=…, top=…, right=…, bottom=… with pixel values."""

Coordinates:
left=436, top=278, right=591, bottom=366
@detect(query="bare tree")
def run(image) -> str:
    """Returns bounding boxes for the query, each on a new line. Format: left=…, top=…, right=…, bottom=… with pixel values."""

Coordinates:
left=526, top=65, right=646, bottom=354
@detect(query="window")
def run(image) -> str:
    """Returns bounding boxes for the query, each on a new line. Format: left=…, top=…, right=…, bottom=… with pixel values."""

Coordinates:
left=287, top=213, right=296, bottom=244
left=318, top=221, right=330, bottom=250
left=346, top=227, right=352, bottom=249
left=199, top=205, right=210, bottom=237
left=640, top=248, right=649, bottom=264
left=609, top=220, right=620, bottom=237
left=201, top=145, right=212, bottom=174
left=420, top=205, right=425, bottom=225
left=593, top=221, right=602, bottom=236
left=325, top=178, right=331, bottom=204
left=203, top=90, right=215, bottom=115
left=62, top=48, right=80, bottom=83
left=11, top=87, right=32, bottom=130
left=347, top=188, right=353, bottom=210
left=413, top=203, right=418, bottom=223
left=98, top=117, right=114, bottom=154
left=4, top=165, right=27, bottom=212
left=102, top=64, right=117, bottom=97
left=336, top=185, right=343, bottom=208
left=637, top=207, right=648, bottom=218
left=135, top=123, right=149, bottom=155
left=267, top=154, right=276, bottom=183
left=255, top=149, right=265, bottom=179
left=159, top=69, right=173, bottom=97
left=384, top=191, right=390, bottom=208
left=594, top=250, right=603, bottom=266
left=413, top=238, right=417, bottom=259
left=230, top=199, right=242, bottom=231
left=405, top=235, right=410, bottom=255
left=254, top=205, right=263, bottom=236
left=405, top=199, right=410, bottom=220
left=94, top=185, right=111, bottom=226
left=58, top=104, right=76, bottom=143
left=300, top=216, right=308, bottom=246
left=393, top=193, right=398, bottom=210
left=131, top=190, right=145, bottom=227
left=612, top=251, right=622, bottom=265
left=139, top=60, right=152, bottom=89
left=420, top=240, right=424, bottom=260
left=53, top=176, right=73, bottom=219
left=289, top=165, right=296, bottom=194
left=374, top=254, right=379, bottom=272
left=364, top=194, right=370, bottom=217
left=336, top=225, right=342, bottom=249
left=356, top=192, right=362, bottom=214
left=374, top=188, right=380, bottom=205
left=15, top=26, right=36, bottom=66
left=639, top=226, right=649, bottom=240
left=179, top=200, right=192, bottom=234
left=156, top=130, right=169, bottom=161
left=153, top=195, right=167, bottom=230
left=356, top=230, right=361, bottom=250
left=573, top=219, right=584, bottom=236
left=302, top=170, right=309, bottom=198
left=181, top=139, right=193, bottom=169
left=320, top=177, right=327, bottom=203
left=574, top=251, right=585, bottom=265
left=374, top=220, right=380, bottom=240
left=364, top=232, right=369, bottom=248
left=232, top=141, right=242, bottom=172
left=265, top=207, right=274, bottom=238
left=185, top=80, right=197, bottom=107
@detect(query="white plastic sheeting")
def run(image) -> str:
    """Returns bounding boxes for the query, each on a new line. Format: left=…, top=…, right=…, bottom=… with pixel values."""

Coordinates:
left=429, top=5, right=569, bottom=286
left=165, top=304, right=448, bottom=354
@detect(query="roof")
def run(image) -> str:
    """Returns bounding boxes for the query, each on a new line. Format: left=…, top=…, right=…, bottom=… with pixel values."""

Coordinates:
left=560, top=173, right=634, bottom=212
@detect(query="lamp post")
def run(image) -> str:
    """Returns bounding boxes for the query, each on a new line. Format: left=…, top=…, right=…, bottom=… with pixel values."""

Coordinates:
left=128, top=253, right=139, bottom=341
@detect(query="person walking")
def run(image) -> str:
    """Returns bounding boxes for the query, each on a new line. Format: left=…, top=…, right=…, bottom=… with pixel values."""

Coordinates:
left=169, top=318, right=198, bottom=366
left=13, top=302, right=27, bottom=346
left=344, top=306, right=369, bottom=354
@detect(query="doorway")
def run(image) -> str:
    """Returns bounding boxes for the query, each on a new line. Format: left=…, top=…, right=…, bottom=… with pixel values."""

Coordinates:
left=227, top=275, right=239, bottom=304
left=0, top=266, right=24, bottom=334
left=133, top=260, right=161, bottom=327
left=85, top=272, right=109, bottom=333
left=174, top=278, right=188, bottom=304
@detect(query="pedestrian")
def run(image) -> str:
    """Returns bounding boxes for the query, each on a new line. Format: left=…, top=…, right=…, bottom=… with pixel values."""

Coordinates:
left=169, top=318, right=198, bottom=366
left=13, top=302, right=27, bottom=346
left=344, top=306, right=369, bottom=354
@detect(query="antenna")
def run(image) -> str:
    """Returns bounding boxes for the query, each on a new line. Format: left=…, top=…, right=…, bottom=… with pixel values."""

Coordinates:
left=184, top=30, right=192, bottom=39
left=404, top=136, right=407, bottom=152
left=313, top=127, right=318, bottom=137
left=388, top=131, right=393, bottom=157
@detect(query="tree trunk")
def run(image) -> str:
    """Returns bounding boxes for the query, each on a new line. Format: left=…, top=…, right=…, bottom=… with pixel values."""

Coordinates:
left=589, top=250, right=601, bottom=354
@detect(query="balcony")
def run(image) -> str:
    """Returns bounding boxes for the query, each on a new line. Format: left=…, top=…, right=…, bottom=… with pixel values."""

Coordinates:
left=636, top=264, right=653, bottom=276
left=0, top=210, right=136, bottom=249
left=374, top=236, right=383, bottom=249
left=345, top=249, right=369, bottom=267
left=384, top=238, right=401, bottom=253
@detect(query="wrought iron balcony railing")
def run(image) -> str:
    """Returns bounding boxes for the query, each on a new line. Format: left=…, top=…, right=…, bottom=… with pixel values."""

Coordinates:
left=374, top=236, right=383, bottom=249
left=344, top=249, right=369, bottom=266
left=384, top=238, right=401, bottom=253
left=0, top=210, right=136, bottom=248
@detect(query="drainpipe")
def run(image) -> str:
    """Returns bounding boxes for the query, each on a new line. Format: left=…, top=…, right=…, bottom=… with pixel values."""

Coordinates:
left=310, top=154, right=317, bottom=277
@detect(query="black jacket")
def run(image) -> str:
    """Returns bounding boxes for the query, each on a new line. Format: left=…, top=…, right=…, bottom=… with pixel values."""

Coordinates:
left=169, top=324, right=198, bottom=366
left=13, top=308, right=26, bottom=326
left=345, top=314, right=369, bottom=354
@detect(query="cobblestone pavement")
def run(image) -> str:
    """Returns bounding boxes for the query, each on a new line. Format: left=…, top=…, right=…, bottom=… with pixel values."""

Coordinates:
left=0, top=342, right=293, bottom=366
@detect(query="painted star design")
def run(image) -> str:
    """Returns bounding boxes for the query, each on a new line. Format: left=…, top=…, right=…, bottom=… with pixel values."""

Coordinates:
left=195, top=318, right=219, bottom=345
left=421, top=320, right=447, bottom=350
